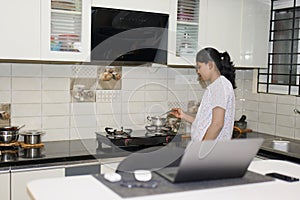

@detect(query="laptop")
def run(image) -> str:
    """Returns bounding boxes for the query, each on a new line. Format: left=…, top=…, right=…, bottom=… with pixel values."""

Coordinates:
left=155, top=138, right=264, bottom=183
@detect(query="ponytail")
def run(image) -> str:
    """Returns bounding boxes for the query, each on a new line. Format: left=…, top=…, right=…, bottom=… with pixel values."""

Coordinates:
left=196, top=47, right=236, bottom=89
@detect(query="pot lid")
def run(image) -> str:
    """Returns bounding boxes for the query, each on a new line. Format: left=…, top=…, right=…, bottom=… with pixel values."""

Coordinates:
left=20, top=130, right=45, bottom=136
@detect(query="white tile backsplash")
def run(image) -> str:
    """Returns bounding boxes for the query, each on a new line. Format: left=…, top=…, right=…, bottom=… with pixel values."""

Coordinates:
left=43, top=128, right=70, bottom=141
left=42, top=65, right=72, bottom=77
left=145, top=91, right=167, bottom=102
left=96, top=102, right=122, bottom=115
left=145, top=102, right=168, bottom=114
left=167, top=91, right=188, bottom=102
left=42, top=91, right=70, bottom=103
left=42, top=78, right=70, bottom=90
left=2, top=63, right=300, bottom=141
left=0, top=63, right=11, bottom=76
left=122, top=79, right=146, bottom=91
left=42, top=103, right=69, bottom=116
left=145, top=80, right=168, bottom=91
left=12, top=77, right=41, bottom=90
left=0, top=77, right=11, bottom=90
left=42, top=116, right=70, bottom=129
left=258, top=102, right=277, bottom=114
left=276, top=114, right=295, bottom=128
left=259, top=93, right=277, bottom=103
left=11, top=104, right=41, bottom=117
left=70, top=127, right=97, bottom=140
left=277, top=95, right=296, bottom=105
left=0, top=91, right=11, bottom=102
left=122, top=91, right=145, bottom=102
left=122, top=102, right=145, bottom=114
left=276, top=126, right=294, bottom=138
left=11, top=117, right=42, bottom=130
left=70, top=102, right=97, bottom=115
left=96, top=114, right=122, bottom=128
left=12, top=91, right=41, bottom=103
left=276, top=104, right=295, bottom=115
left=122, top=67, right=148, bottom=79
left=258, top=123, right=275, bottom=135
left=70, top=115, right=97, bottom=128
left=12, top=63, right=41, bottom=77
left=243, top=100, right=259, bottom=111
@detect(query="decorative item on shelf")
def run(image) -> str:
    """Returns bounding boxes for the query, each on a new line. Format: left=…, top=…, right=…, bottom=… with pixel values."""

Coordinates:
left=97, top=66, right=122, bottom=90
left=70, top=78, right=97, bottom=103
left=0, top=104, right=11, bottom=127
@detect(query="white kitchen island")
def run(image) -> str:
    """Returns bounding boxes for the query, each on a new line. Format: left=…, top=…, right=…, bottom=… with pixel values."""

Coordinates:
left=27, top=160, right=300, bottom=200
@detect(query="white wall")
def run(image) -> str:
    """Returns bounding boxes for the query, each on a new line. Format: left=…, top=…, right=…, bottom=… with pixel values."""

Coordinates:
left=1, top=62, right=299, bottom=141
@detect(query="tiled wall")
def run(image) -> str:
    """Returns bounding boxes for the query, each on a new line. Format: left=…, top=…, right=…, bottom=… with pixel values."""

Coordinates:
left=1, top=62, right=300, bottom=141
left=235, top=69, right=300, bottom=140
left=0, top=63, right=204, bottom=141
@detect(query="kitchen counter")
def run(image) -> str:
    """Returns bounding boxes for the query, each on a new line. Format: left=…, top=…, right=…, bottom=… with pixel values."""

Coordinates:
left=1, top=131, right=300, bottom=170
left=27, top=160, right=300, bottom=200
left=246, top=132, right=300, bottom=163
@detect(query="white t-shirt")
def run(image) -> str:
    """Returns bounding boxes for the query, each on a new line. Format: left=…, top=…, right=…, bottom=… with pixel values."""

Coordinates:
left=191, top=75, right=235, bottom=141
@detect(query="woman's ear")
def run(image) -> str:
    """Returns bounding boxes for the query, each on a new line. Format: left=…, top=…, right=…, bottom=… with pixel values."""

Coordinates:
left=208, top=61, right=214, bottom=70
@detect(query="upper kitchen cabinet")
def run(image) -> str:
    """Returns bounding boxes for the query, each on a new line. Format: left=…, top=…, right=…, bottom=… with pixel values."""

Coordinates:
left=168, top=0, right=201, bottom=66
left=201, top=0, right=271, bottom=68
left=0, top=0, right=41, bottom=60
left=41, top=0, right=91, bottom=62
left=201, top=0, right=243, bottom=67
left=239, top=0, right=271, bottom=68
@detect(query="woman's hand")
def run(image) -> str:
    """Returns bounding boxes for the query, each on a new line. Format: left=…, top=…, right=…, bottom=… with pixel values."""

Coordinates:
left=170, top=108, right=195, bottom=124
left=170, top=108, right=183, bottom=118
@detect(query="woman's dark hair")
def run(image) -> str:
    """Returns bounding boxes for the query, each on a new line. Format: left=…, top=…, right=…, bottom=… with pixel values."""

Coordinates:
left=196, top=47, right=236, bottom=89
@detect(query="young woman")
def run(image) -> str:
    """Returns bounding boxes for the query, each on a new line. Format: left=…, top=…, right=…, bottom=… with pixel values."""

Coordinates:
left=171, top=47, right=236, bottom=141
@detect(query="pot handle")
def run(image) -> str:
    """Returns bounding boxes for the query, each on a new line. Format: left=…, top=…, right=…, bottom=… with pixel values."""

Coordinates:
left=147, top=116, right=151, bottom=121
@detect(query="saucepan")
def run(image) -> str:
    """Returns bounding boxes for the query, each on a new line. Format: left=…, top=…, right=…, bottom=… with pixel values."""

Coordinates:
left=0, top=124, right=25, bottom=143
left=147, top=110, right=173, bottom=127
left=147, top=116, right=166, bottom=126
left=20, top=130, right=45, bottom=145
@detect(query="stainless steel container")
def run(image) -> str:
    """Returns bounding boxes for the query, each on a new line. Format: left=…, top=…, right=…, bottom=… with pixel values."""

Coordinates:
left=20, top=130, right=45, bottom=145
left=0, top=128, right=19, bottom=144
left=147, top=116, right=166, bottom=127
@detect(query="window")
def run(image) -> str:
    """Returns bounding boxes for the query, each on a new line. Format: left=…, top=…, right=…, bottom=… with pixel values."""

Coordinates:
left=258, top=0, right=300, bottom=95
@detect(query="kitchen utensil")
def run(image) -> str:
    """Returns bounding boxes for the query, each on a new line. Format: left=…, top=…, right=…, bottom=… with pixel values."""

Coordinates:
left=147, top=116, right=166, bottom=127
left=157, top=110, right=173, bottom=118
left=234, top=115, right=247, bottom=130
left=20, top=130, right=45, bottom=145
left=0, top=126, right=23, bottom=143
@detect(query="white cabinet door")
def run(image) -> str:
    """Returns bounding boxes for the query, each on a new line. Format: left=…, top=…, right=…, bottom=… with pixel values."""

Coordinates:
left=0, top=0, right=40, bottom=60
left=239, top=0, right=271, bottom=68
left=167, top=0, right=201, bottom=66
left=11, top=167, right=64, bottom=200
left=40, top=0, right=91, bottom=62
left=203, top=0, right=243, bottom=66
left=0, top=172, right=10, bottom=200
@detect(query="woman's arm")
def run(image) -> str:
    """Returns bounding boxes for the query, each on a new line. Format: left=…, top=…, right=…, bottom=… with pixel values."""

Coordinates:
left=202, top=107, right=225, bottom=140
left=170, top=108, right=195, bottom=124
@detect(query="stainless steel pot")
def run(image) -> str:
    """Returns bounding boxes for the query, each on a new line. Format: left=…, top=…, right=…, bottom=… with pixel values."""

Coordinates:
left=20, top=130, right=45, bottom=145
left=0, top=126, right=23, bottom=143
left=147, top=116, right=166, bottom=127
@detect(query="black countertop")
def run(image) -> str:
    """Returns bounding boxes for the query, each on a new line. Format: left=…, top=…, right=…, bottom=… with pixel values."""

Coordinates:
left=247, top=132, right=300, bottom=163
left=1, top=131, right=300, bottom=170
